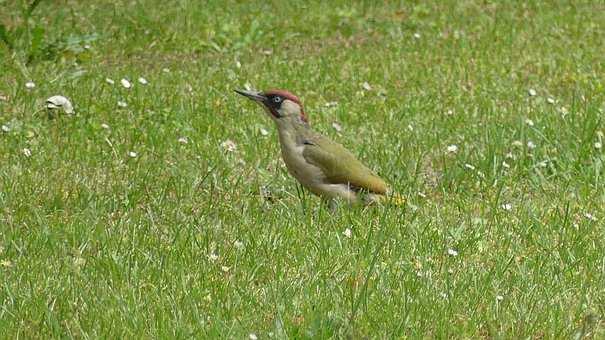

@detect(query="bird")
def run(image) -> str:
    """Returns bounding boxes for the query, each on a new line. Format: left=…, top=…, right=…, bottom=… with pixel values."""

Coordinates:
left=235, top=88, right=404, bottom=206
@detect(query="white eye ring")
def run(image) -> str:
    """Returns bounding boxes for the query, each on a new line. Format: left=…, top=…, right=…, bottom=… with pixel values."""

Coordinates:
left=273, top=96, right=282, bottom=103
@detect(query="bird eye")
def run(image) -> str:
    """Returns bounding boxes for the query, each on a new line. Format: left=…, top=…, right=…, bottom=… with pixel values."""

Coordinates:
left=273, top=96, right=282, bottom=103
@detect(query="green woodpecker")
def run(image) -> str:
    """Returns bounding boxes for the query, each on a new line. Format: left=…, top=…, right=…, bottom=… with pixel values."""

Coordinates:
left=235, top=89, right=404, bottom=206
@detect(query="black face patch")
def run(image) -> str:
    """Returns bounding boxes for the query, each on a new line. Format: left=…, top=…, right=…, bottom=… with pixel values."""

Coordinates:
left=265, top=95, right=283, bottom=109
left=262, top=89, right=308, bottom=122
left=264, top=94, right=284, bottom=118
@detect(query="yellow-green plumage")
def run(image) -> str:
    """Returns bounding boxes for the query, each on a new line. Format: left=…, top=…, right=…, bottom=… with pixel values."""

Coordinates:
left=235, top=88, right=404, bottom=205
left=300, top=131, right=388, bottom=195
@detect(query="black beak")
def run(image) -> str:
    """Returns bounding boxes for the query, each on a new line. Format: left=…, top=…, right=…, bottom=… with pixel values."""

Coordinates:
left=234, top=89, right=267, bottom=102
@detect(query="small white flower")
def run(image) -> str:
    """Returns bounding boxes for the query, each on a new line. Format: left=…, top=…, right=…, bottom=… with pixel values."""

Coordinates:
left=105, top=78, right=115, bottom=85
left=120, top=78, right=132, bottom=89
left=208, top=253, right=219, bottom=261
left=249, top=333, right=258, bottom=340
left=234, top=240, right=244, bottom=249
left=83, top=44, right=91, bottom=50
left=525, top=119, right=534, bottom=127
left=407, top=124, right=414, bottom=131
left=445, top=109, right=454, bottom=116
left=501, top=203, right=512, bottom=211
left=332, top=122, right=342, bottom=132
left=235, top=60, right=241, bottom=68
left=259, top=127, right=269, bottom=136
left=496, top=295, right=504, bottom=302
left=1, top=125, right=9, bottom=133
left=117, top=101, right=127, bottom=108
left=464, top=163, right=475, bottom=170
left=584, top=213, right=598, bottom=222
left=447, top=144, right=458, bottom=153
left=594, top=142, right=602, bottom=149
left=22, top=148, right=32, bottom=157
left=361, top=82, right=372, bottom=91
left=324, top=101, right=338, bottom=108
left=46, top=95, right=74, bottom=114
left=343, top=228, right=352, bottom=238
left=527, top=141, right=536, bottom=149
left=546, top=97, right=555, bottom=104
left=178, top=137, right=188, bottom=144
left=447, top=248, right=458, bottom=257
left=25, top=81, right=36, bottom=89
left=220, top=266, right=230, bottom=273
left=162, top=68, right=170, bottom=73
left=528, top=88, right=537, bottom=97
left=128, top=151, right=137, bottom=158
left=413, top=32, right=421, bottom=39
left=221, top=139, right=237, bottom=152
left=138, top=77, right=148, bottom=85
left=559, top=106, right=568, bottom=115
left=101, top=123, right=110, bottom=130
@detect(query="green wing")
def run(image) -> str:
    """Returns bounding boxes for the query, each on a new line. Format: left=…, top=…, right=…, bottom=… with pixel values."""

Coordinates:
left=301, top=133, right=388, bottom=195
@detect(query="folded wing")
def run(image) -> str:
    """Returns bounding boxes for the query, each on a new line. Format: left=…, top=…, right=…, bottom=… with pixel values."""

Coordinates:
left=301, top=134, right=388, bottom=195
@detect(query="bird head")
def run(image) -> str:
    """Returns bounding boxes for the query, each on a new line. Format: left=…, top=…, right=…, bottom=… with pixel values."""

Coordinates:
left=235, top=89, right=308, bottom=123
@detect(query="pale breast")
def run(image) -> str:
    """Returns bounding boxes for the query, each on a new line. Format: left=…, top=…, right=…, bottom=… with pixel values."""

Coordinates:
left=279, top=138, right=322, bottom=188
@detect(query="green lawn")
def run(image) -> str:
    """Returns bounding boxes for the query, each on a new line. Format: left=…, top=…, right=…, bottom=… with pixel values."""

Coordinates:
left=1, top=0, right=604, bottom=338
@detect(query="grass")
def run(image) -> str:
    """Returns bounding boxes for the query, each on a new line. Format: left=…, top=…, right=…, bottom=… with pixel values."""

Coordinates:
left=1, top=0, right=605, bottom=338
